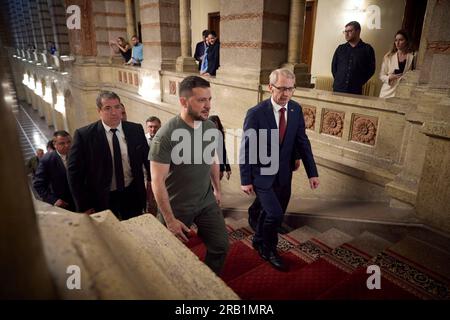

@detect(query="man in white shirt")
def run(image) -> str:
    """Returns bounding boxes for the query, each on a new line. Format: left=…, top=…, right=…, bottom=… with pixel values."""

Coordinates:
left=33, top=130, right=75, bottom=211
left=67, top=91, right=150, bottom=220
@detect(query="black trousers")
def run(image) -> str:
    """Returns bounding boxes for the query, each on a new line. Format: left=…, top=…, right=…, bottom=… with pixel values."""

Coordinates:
left=252, top=179, right=291, bottom=253
left=109, top=180, right=144, bottom=220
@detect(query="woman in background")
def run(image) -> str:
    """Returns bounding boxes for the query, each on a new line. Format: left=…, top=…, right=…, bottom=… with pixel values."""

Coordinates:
left=379, top=30, right=416, bottom=98
left=109, top=37, right=132, bottom=63
left=208, top=115, right=231, bottom=180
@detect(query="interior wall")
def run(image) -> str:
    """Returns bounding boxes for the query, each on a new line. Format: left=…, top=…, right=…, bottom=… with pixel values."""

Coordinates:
left=190, top=0, right=220, bottom=54
left=310, top=0, right=406, bottom=87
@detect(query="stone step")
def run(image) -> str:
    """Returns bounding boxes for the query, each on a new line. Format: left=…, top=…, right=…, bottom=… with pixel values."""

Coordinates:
left=385, top=236, right=450, bottom=280
left=226, top=217, right=251, bottom=231
left=346, top=231, right=393, bottom=257
left=314, top=228, right=354, bottom=249
left=287, top=225, right=321, bottom=243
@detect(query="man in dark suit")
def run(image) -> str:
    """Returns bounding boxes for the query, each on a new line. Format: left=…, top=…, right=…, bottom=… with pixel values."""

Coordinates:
left=240, top=68, right=320, bottom=271
left=194, top=29, right=209, bottom=71
left=33, top=130, right=75, bottom=211
left=67, top=91, right=150, bottom=220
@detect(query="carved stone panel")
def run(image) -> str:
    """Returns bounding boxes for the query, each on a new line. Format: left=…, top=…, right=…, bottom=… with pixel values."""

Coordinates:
left=302, top=105, right=316, bottom=130
left=169, top=80, right=177, bottom=95
left=320, top=109, right=344, bottom=137
left=350, top=114, right=378, bottom=146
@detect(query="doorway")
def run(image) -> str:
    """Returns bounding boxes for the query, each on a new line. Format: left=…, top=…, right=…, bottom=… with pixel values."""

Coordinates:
left=208, top=12, right=220, bottom=39
left=301, top=0, right=318, bottom=71
left=402, top=0, right=427, bottom=51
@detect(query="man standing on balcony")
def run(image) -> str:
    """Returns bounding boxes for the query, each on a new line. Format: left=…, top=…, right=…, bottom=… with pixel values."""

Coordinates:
left=332, top=21, right=375, bottom=95
left=126, top=35, right=143, bottom=66
left=240, top=68, right=319, bottom=271
left=194, top=30, right=209, bottom=71
left=67, top=91, right=149, bottom=220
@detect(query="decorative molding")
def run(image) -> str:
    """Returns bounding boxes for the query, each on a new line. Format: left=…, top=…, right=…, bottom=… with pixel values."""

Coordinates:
left=95, top=27, right=127, bottom=32
left=221, top=41, right=286, bottom=50
left=141, top=22, right=180, bottom=29
left=93, top=12, right=126, bottom=17
left=143, top=41, right=180, bottom=47
left=302, top=105, right=316, bottom=130
left=140, top=2, right=178, bottom=10
left=221, top=12, right=288, bottom=22
left=350, top=114, right=378, bottom=146
left=321, top=109, right=344, bottom=137
left=169, top=80, right=177, bottom=95
left=427, top=41, right=450, bottom=54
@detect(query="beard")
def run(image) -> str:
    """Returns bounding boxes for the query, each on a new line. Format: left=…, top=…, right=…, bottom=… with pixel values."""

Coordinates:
left=187, top=104, right=207, bottom=121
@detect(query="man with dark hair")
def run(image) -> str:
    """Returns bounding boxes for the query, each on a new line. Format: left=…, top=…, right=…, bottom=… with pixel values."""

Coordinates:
left=332, top=21, right=375, bottom=94
left=145, top=116, right=161, bottom=145
left=200, top=31, right=220, bottom=76
left=33, top=131, right=75, bottom=211
left=194, top=29, right=209, bottom=71
left=150, top=76, right=228, bottom=275
left=126, top=35, right=143, bottom=66
left=67, top=91, right=150, bottom=220
left=145, top=115, right=162, bottom=215
left=26, top=148, right=44, bottom=177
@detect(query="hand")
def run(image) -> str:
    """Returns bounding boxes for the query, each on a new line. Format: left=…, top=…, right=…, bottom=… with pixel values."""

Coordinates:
left=309, top=177, right=320, bottom=190
left=388, top=74, right=402, bottom=85
left=241, top=184, right=254, bottom=195
left=54, top=199, right=68, bottom=208
left=84, top=208, right=95, bottom=214
left=166, top=218, right=191, bottom=243
left=214, top=189, right=221, bottom=206
left=293, top=159, right=301, bottom=171
left=226, top=171, right=231, bottom=180
left=219, top=171, right=224, bottom=180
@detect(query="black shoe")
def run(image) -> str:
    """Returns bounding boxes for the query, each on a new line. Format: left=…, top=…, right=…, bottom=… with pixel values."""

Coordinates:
left=263, top=250, right=287, bottom=271
left=252, top=241, right=264, bottom=257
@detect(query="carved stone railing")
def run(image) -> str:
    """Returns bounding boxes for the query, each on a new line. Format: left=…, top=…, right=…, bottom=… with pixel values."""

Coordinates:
left=35, top=201, right=239, bottom=299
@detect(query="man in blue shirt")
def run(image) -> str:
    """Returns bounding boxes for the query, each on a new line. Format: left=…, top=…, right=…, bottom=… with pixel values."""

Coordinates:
left=126, top=35, right=143, bottom=66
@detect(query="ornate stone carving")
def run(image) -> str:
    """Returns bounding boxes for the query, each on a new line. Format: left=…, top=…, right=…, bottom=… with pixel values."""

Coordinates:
left=302, top=106, right=316, bottom=130
left=351, top=114, right=378, bottom=145
left=169, top=80, right=177, bottom=95
left=321, top=110, right=344, bottom=137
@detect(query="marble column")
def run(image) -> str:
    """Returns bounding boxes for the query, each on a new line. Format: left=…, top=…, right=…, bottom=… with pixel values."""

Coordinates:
left=125, top=0, right=136, bottom=41
left=281, top=0, right=310, bottom=87
left=176, top=0, right=197, bottom=73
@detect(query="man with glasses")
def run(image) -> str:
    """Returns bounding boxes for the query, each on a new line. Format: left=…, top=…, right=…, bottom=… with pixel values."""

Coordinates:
left=332, top=21, right=375, bottom=95
left=67, top=91, right=150, bottom=220
left=240, top=68, right=319, bottom=271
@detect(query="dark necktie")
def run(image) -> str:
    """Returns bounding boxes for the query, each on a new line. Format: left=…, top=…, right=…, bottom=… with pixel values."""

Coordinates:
left=279, top=107, right=286, bottom=143
left=110, top=128, right=125, bottom=191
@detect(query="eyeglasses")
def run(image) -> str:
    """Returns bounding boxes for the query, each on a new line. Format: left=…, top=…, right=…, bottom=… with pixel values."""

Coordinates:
left=343, top=29, right=355, bottom=34
left=271, top=85, right=295, bottom=93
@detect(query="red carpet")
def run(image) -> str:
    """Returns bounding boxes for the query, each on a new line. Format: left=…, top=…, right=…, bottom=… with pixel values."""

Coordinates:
left=186, top=224, right=449, bottom=300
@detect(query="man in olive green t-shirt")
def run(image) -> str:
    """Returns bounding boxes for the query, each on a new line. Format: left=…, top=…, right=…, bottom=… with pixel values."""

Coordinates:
left=150, top=76, right=228, bottom=275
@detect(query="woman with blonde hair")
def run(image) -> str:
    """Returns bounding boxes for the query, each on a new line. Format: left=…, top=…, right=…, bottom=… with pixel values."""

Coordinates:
left=379, top=30, right=416, bottom=98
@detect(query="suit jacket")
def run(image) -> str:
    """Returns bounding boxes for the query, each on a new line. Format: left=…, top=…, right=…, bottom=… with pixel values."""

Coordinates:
left=67, top=120, right=150, bottom=213
left=379, top=51, right=416, bottom=98
left=33, top=151, right=74, bottom=210
left=206, top=41, right=220, bottom=76
left=240, top=99, right=318, bottom=189
left=194, top=41, right=206, bottom=71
